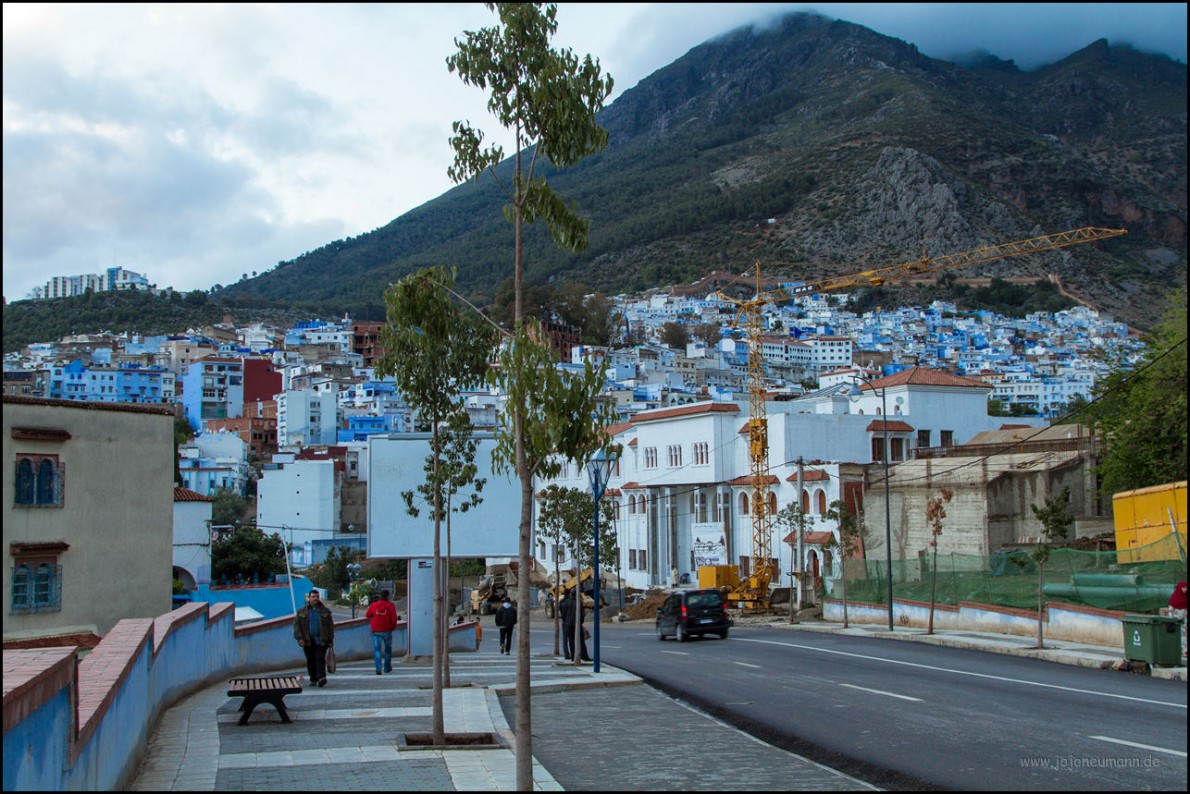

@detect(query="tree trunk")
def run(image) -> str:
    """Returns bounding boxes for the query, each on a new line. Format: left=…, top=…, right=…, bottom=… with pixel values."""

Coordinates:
left=553, top=557, right=561, bottom=656
left=443, top=518, right=452, bottom=689
left=927, top=545, right=938, bottom=635
left=1037, top=563, right=1045, bottom=649
left=514, top=409, right=534, bottom=790
left=431, top=433, right=444, bottom=745
left=841, top=559, right=849, bottom=629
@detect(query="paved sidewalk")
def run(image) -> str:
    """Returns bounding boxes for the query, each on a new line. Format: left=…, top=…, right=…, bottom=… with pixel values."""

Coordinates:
left=128, top=648, right=872, bottom=791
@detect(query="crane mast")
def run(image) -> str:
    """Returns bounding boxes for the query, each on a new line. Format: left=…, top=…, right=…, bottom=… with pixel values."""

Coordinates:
left=715, top=226, right=1126, bottom=611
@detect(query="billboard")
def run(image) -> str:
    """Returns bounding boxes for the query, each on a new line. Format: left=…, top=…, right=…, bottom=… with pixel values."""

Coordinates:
left=367, top=433, right=522, bottom=558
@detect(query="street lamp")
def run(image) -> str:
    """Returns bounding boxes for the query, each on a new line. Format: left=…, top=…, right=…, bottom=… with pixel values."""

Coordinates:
left=587, top=448, right=617, bottom=673
left=851, top=374, right=894, bottom=632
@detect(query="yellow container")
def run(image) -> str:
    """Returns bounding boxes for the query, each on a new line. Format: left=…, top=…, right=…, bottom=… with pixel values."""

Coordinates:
left=698, top=564, right=740, bottom=589
left=1113, top=481, right=1187, bottom=563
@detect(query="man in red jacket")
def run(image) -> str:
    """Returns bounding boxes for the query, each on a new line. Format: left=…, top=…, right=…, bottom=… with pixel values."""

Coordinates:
left=365, top=589, right=399, bottom=674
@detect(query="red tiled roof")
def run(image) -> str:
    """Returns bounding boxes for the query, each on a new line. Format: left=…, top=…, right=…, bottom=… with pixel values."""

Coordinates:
left=632, top=403, right=739, bottom=424
left=619, top=481, right=645, bottom=490
left=785, top=470, right=829, bottom=482
left=174, top=487, right=215, bottom=502
left=860, top=366, right=989, bottom=390
left=604, top=422, right=633, bottom=437
left=781, top=530, right=835, bottom=545
left=727, top=474, right=780, bottom=486
left=10, top=541, right=71, bottom=556
left=866, top=419, right=914, bottom=432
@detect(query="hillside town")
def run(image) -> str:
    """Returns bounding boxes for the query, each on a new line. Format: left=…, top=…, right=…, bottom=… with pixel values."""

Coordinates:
left=3, top=278, right=1151, bottom=644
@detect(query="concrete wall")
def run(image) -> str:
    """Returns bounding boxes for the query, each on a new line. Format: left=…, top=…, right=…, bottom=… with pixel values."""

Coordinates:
left=824, top=597, right=1128, bottom=647
left=3, top=398, right=175, bottom=641
left=2, top=603, right=480, bottom=791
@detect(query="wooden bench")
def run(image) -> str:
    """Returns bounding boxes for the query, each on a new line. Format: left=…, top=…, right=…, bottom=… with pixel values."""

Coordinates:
left=227, top=675, right=303, bottom=725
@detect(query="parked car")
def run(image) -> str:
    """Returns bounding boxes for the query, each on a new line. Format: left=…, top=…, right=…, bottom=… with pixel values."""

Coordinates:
left=656, top=588, right=731, bottom=641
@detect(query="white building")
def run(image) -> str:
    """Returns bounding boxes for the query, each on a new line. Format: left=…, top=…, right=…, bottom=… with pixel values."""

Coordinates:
left=172, top=487, right=214, bottom=590
left=256, top=457, right=341, bottom=565
left=276, top=386, right=340, bottom=448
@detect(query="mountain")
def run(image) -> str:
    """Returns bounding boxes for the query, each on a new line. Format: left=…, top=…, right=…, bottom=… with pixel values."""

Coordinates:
left=6, top=12, right=1186, bottom=346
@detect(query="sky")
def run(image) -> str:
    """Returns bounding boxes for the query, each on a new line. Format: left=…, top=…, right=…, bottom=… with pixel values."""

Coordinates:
left=3, top=3, right=1186, bottom=302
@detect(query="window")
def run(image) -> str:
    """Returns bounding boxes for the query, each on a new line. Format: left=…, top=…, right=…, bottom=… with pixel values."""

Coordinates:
left=816, top=490, right=826, bottom=514
left=891, top=437, right=905, bottom=461
left=941, top=430, right=954, bottom=448
left=629, top=549, right=638, bottom=569
left=10, top=559, right=63, bottom=614
left=644, top=447, right=658, bottom=468
left=918, top=429, right=931, bottom=448
left=693, top=442, right=709, bottom=466
left=639, top=550, right=647, bottom=571
left=738, top=493, right=749, bottom=516
left=667, top=445, right=682, bottom=467
left=871, top=437, right=885, bottom=462
left=14, top=455, right=63, bottom=507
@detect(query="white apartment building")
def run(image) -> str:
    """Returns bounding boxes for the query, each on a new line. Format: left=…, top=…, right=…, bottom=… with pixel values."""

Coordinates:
left=256, top=457, right=341, bottom=564
left=276, top=386, right=339, bottom=449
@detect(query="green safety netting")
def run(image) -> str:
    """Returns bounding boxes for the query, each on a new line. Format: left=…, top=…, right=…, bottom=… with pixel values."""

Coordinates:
left=837, top=533, right=1186, bottom=613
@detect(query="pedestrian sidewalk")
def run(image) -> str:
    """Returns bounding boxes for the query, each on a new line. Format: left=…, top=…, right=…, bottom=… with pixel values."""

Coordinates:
left=128, top=647, right=871, bottom=791
left=770, top=619, right=1188, bottom=681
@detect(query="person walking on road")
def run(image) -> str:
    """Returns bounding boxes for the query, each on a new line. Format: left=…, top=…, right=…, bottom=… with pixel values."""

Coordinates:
left=1169, top=580, right=1187, bottom=660
left=294, top=590, right=335, bottom=687
left=495, top=599, right=517, bottom=654
left=365, top=589, right=399, bottom=674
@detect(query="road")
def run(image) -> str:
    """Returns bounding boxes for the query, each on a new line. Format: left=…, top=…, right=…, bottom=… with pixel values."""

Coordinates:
left=594, top=621, right=1187, bottom=791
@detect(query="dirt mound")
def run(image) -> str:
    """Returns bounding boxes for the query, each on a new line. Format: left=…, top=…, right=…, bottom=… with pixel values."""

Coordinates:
left=621, top=592, right=669, bottom=621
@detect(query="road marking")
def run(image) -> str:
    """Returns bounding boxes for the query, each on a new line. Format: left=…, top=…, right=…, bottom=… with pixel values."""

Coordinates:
left=732, top=637, right=1186, bottom=709
left=1088, top=735, right=1187, bottom=758
left=839, top=683, right=922, bottom=702
left=660, top=650, right=689, bottom=656
left=733, top=661, right=761, bottom=669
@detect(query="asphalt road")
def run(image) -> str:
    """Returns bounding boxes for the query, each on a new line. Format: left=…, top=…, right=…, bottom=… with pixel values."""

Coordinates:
left=595, top=621, right=1188, bottom=791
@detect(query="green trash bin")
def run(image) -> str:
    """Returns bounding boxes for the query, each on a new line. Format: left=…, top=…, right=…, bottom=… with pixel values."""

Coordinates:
left=1121, top=614, right=1183, bottom=665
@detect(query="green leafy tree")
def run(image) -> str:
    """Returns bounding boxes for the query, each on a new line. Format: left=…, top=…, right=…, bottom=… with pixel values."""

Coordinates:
left=375, top=265, right=497, bottom=745
left=1029, top=487, right=1074, bottom=648
left=211, top=487, right=251, bottom=527
left=211, top=525, right=286, bottom=585
left=448, top=4, right=613, bottom=785
left=1080, top=287, right=1187, bottom=497
left=402, top=407, right=486, bottom=688
left=924, top=489, right=953, bottom=635
left=537, top=484, right=590, bottom=654
left=823, top=499, right=866, bottom=629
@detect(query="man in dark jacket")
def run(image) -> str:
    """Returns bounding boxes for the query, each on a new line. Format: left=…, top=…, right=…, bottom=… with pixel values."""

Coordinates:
left=494, top=599, right=518, bottom=654
left=294, top=590, right=335, bottom=686
left=559, top=590, right=591, bottom=662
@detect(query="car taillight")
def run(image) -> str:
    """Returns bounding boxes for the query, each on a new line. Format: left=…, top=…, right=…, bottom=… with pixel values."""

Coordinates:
left=722, top=604, right=730, bottom=618
left=680, top=604, right=687, bottom=621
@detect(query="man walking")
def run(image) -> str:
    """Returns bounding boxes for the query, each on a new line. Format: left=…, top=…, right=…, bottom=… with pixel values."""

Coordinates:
left=495, top=599, right=517, bottom=654
left=365, top=589, right=399, bottom=674
left=559, top=589, right=590, bottom=661
left=294, top=590, right=335, bottom=687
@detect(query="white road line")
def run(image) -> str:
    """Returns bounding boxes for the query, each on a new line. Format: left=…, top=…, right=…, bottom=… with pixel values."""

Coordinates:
left=734, top=661, right=762, bottom=669
left=839, top=683, right=922, bottom=702
left=1089, top=735, right=1188, bottom=758
left=660, top=650, right=689, bottom=656
left=733, top=637, right=1186, bottom=709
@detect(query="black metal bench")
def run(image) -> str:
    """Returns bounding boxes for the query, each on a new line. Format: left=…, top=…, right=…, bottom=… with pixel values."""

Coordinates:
left=227, top=675, right=303, bottom=725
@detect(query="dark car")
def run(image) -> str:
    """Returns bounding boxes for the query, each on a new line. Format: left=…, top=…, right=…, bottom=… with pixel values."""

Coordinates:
left=656, top=588, right=731, bottom=641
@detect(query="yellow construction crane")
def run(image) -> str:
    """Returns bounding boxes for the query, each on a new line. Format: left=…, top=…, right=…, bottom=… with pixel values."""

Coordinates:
left=714, top=226, right=1127, bottom=610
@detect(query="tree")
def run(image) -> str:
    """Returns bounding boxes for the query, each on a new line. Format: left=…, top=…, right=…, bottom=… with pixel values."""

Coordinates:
left=211, top=525, right=285, bottom=585
left=375, top=265, right=497, bottom=746
left=536, top=484, right=590, bottom=655
left=1079, top=286, right=1187, bottom=497
left=823, top=499, right=866, bottom=629
left=401, top=407, right=486, bottom=688
left=1029, top=487, right=1074, bottom=648
left=924, top=488, right=954, bottom=635
left=659, top=321, right=690, bottom=349
left=211, top=487, right=251, bottom=527
left=773, top=501, right=808, bottom=619
left=693, top=323, right=722, bottom=348
left=448, top=5, right=613, bottom=786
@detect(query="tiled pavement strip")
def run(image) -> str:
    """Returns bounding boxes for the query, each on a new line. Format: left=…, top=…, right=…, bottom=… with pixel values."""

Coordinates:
left=128, top=642, right=872, bottom=791
left=129, top=622, right=1183, bottom=791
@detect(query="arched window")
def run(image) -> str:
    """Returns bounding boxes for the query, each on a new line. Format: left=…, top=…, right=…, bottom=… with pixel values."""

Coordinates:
left=767, top=492, right=777, bottom=515
left=816, top=490, right=827, bottom=514
left=37, top=459, right=57, bottom=505
left=801, top=490, right=810, bottom=514
left=738, top=493, right=749, bottom=516
left=16, top=459, right=35, bottom=504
